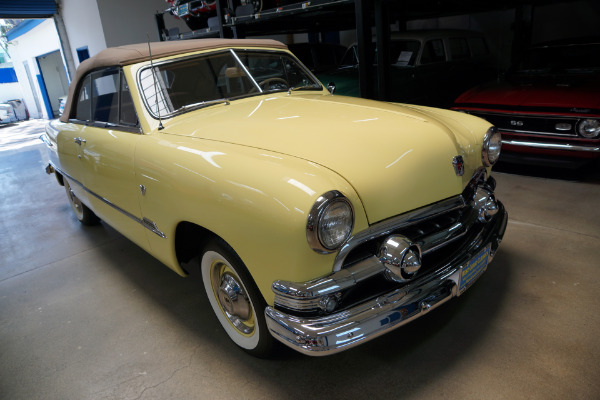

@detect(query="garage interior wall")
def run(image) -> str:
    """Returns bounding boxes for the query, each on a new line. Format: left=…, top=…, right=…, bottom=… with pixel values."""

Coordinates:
left=7, top=19, right=65, bottom=119
left=60, top=0, right=106, bottom=69
left=94, top=0, right=189, bottom=47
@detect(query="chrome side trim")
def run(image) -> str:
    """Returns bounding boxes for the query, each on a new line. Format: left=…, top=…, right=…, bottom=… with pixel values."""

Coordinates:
left=502, top=139, right=600, bottom=153
left=51, top=164, right=167, bottom=238
left=332, top=195, right=465, bottom=272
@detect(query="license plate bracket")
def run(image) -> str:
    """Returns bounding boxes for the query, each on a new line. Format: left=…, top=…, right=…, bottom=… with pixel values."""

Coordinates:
left=458, top=244, right=491, bottom=295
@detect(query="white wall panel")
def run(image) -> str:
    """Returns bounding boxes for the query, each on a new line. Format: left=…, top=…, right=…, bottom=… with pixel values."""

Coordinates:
left=6, top=19, right=64, bottom=118
left=61, top=0, right=107, bottom=68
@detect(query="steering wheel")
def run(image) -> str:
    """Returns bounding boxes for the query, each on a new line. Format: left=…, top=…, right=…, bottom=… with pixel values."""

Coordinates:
left=250, top=78, right=289, bottom=93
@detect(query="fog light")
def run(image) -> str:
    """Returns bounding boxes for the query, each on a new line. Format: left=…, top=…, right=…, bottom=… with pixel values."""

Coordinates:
left=379, top=235, right=422, bottom=283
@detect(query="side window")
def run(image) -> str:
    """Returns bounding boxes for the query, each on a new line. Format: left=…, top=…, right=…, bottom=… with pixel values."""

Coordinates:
left=91, top=68, right=119, bottom=123
left=74, top=75, right=92, bottom=121
left=449, top=38, right=470, bottom=60
left=120, top=76, right=138, bottom=126
left=420, top=39, right=446, bottom=64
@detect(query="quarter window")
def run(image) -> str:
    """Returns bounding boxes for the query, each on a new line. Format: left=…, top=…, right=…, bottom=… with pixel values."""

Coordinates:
left=71, top=67, right=138, bottom=128
left=91, top=68, right=119, bottom=123
left=74, top=75, right=92, bottom=121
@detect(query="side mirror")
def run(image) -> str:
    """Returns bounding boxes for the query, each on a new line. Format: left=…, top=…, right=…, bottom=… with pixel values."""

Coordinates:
left=327, top=82, right=336, bottom=95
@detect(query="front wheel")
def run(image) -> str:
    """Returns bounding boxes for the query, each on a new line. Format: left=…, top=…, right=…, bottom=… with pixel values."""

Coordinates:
left=64, top=179, right=99, bottom=226
left=201, top=239, right=274, bottom=357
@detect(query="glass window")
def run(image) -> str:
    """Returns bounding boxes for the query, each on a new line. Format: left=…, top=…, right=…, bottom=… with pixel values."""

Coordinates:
left=420, top=39, right=446, bottom=64
left=120, top=76, right=138, bottom=126
left=139, top=49, right=320, bottom=118
left=74, top=75, right=92, bottom=121
left=91, top=68, right=119, bottom=123
left=449, top=38, right=470, bottom=60
left=390, top=40, right=420, bottom=66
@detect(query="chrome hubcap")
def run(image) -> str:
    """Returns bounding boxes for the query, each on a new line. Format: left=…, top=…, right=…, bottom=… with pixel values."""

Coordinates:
left=211, top=263, right=254, bottom=335
left=65, top=181, right=83, bottom=217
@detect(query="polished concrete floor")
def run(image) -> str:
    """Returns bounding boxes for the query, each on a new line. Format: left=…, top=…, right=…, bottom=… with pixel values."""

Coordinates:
left=1, top=120, right=599, bottom=400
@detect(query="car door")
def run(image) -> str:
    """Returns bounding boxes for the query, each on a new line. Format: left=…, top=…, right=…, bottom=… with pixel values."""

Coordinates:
left=56, top=74, right=92, bottom=206
left=78, top=68, right=149, bottom=249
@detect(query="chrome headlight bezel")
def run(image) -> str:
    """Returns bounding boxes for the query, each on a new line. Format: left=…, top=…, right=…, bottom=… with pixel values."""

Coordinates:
left=577, top=119, right=600, bottom=139
left=482, top=127, right=502, bottom=167
left=307, top=191, right=354, bottom=254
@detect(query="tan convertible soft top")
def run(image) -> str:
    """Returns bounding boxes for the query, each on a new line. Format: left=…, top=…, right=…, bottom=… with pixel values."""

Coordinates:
left=59, top=38, right=288, bottom=122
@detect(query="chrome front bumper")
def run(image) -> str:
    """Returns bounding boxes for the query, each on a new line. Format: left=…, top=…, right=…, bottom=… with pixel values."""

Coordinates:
left=265, top=203, right=508, bottom=356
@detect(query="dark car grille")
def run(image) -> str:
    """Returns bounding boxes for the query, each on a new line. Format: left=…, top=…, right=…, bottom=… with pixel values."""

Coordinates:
left=470, top=111, right=580, bottom=137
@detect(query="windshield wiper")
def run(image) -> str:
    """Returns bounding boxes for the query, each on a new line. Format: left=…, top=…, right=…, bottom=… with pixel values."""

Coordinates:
left=175, top=99, right=230, bottom=113
left=287, top=84, right=322, bottom=95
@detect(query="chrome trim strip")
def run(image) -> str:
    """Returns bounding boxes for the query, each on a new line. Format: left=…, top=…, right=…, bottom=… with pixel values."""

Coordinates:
left=229, top=49, right=261, bottom=92
left=52, top=164, right=167, bottom=238
left=502, top=139, right=600, bottom=152
left=272, top=256, right=386, bottom=310
left=265, top=204, right=508, bottom=356
left=500, top=128, right=576, bottom=137
left=332, top=195, right=465, bottom=272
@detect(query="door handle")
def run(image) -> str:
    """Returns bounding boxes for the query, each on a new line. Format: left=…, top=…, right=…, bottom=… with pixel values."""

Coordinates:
left=74, top=137, right=86, bottom=145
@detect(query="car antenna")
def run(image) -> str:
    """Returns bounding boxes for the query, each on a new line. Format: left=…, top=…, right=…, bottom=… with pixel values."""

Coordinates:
left=147, top=34, right=164, bottom=130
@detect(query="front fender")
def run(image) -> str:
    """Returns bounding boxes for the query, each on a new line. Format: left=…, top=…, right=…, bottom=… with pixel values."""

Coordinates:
left=134, top=134, right=368, bottom=304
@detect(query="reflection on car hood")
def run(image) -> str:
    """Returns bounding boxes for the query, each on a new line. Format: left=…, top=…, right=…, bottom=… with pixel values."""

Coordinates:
left=455, top=75, right=600, bottom=110
left=162, top=94, right=484, bottom=223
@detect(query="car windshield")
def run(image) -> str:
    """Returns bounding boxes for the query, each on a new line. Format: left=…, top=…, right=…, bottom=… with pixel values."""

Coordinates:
left=139, top=49, right=321, bottom=118
left=514, top=43, right=600, bottom=74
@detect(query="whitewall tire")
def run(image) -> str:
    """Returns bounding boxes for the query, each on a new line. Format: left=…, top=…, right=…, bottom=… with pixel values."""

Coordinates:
left=200, top=240, right=274, bottom=357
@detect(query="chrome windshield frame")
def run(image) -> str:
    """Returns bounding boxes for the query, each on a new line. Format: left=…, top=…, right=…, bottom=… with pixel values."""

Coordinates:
left=137, top=48, right=323, bottom=120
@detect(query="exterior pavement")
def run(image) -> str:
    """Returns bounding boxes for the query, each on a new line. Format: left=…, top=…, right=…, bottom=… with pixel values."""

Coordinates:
left=1, top=119, right=599, bottom=399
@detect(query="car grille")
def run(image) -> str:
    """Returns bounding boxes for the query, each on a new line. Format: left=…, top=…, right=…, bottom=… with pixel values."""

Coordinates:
left=272, top=169, right=500, bottom=317
left=469, top=111, right=580, bottom=137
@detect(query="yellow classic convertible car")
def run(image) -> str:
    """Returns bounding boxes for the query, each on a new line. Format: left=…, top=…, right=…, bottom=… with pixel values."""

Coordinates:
left=41, top=38, right=507, bottom=357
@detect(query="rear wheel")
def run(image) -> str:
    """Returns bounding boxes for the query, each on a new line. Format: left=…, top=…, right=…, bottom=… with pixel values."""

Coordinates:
left=200, top=239, right=274, bottom=357
left=64, top=179, right=99, bottom=226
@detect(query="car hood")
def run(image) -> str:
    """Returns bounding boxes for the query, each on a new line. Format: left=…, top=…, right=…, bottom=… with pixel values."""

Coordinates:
left=455, top=74, right=600, bottom=109
left=161, top=94, right=483, bottom=224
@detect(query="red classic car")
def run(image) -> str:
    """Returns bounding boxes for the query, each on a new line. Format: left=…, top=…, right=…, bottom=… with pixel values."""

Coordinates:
left=453, top=39, right=600, bottom=167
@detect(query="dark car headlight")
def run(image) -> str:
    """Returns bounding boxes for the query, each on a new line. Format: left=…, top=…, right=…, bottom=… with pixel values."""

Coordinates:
left=578, top=119, right=600, bottom=139
left=482, top=127, right=501, bottom=167
left=307, top=191, right=354, bottom=254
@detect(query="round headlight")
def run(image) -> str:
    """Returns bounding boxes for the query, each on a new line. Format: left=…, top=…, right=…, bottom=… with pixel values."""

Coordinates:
left=307, top=191, right=354, bottom=254
left=578, top=119, right=600, bottom=139
left=482, top=127, right=502, bottom=167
